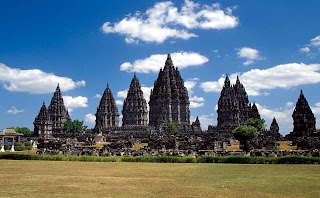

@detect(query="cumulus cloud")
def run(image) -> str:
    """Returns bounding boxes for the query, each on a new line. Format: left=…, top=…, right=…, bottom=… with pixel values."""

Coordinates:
left=117, top=90, right=128, bottom=98
left=200, top=63, right=320, bottom=96
left=300, top=35, right=320, bottom=55
left=85, top=113, right=96, bottom=124
left=0, top=63, right=85, bottom=94
left=300, top=46, right=310, bottom=53
left=311, top=35, right=320, bottom=47
left=63, top=96, right=88, bottom=112
left=93, top=94, right=101, bottom=99
left=7, top=106, right=24, bottom=115
left=286, top=102, right=294, bottom=107
left=116, top=100, right=123, bottom=106
left=120, top=52, right=208, bottom=73
left=102, top=0, right=238, bottom=43
left=237, top=47, right=263, bottom=66
left=185, top=78, right=205, bottom=108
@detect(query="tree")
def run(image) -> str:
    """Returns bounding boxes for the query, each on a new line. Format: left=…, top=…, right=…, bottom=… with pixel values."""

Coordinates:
left=166, top=123, right=178, bottom=132
left=233, top=125, right=259, bottom=152
left=63, top=120, right=88, bottom=134
left=244, top=118, right=266, bottom=131
left=14, top=127, right=33, bottom=134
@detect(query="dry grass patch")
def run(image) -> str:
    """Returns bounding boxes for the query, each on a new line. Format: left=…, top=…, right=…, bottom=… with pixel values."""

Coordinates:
left=277, top=141, right=297, bottom=151
left=0, top=160, right=319, bottom=197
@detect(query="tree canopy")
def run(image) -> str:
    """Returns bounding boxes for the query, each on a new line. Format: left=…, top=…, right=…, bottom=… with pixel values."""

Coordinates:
left=63, top=120, right=88, bottom=134
left=244, top=118, right=266, bottom=131
left=13, top=127, right=33, bottom=134
left=232, top=125, right=259, bottom=144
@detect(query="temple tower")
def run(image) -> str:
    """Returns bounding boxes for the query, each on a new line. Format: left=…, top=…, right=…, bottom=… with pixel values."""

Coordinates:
left=122, top=74, right=148, bottom=126
left=94, top=84, right=119, bottom=132
left=270, top=117, right=279, bottom=134
left=48, top=84, right=71, bottom=133
left=34, top=101, right=52, bottom=138
left=292, top=90, right=316, bottom=135
left=192, top=116, right=202, bottom=132
left=149, top=54, right=190, bottom=128
left=217, top=75, right=260, bottom=128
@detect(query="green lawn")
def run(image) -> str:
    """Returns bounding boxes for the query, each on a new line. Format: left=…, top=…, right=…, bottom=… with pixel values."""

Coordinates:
left=0, top=160, right=319, bottom=198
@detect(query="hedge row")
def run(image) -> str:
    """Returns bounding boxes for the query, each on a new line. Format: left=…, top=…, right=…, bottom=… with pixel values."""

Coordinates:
left=0, top=153, right=319, bottom=164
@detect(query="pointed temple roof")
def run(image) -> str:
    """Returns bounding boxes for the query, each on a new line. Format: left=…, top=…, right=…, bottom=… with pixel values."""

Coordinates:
left=34, top=101, right=50, bottom=122
left=270, top=117, right=279, bottom=131
left=292, top=90, right=316, bottom=133
left=122, top=74, right=148, bottom=126
left=149, top=54, right=190, bottom=127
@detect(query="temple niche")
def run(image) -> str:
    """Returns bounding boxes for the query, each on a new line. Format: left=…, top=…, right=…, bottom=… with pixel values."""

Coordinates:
left=149, top=54, right=190, bottom=129
left=292, top=90, right=316, bottom=136
left=217, top=75, right=261, bottom=129
left=94, top=84, right=119, bottom=132
left=122, top=73, right=148, bottom=126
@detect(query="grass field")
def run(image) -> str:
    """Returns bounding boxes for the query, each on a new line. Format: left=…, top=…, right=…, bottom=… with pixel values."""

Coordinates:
left=0, top=160, right=319, bottom=198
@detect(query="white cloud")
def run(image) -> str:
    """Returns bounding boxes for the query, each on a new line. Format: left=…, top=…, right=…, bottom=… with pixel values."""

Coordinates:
left=117, top=90, right=128, bottom=98
left=63, top=96, right=88, bottom=112
left=116, top=100, right=123, bottom=106
left=237, top=47, right=262, bottom=66
left=141, top=86, right=153, bottom=103
left=7, top=106, right=24, bottom=115
left=120, top=52, right=208, bottom=73
left=0, top=63, right=85, bottom=94
left=85, top=113, right=96, bottom=124
left=300, top=46, right=310, bottom=53
left=93, top=94, right=101, bottom=99
left=200, top=63, right=320, bottom=96
left=311, top=35, right=320, bottom=47
left=286, top=102, right=294, bottom=107
left=185, top=80, right=197, bottom=95
left=102, top=0, right=238, bottom=43
left=190, top=96, right=205, bottom=102
left=190, top=101, right=204, bottom=108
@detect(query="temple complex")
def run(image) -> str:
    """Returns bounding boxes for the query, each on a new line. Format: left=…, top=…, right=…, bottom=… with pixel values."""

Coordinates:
left=122, top=74, right=148, bottom=126
left=270, top=117, right=279, bottom=134
left=217, top=75, right=260, bottom=129
left=149, top=54, right=190, bottom=128
left=94, top=84, right=119, bottom=132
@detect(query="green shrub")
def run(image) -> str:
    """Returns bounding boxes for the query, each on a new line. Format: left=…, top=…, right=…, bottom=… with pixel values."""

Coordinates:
left=0, top=153, right=319, bottom=164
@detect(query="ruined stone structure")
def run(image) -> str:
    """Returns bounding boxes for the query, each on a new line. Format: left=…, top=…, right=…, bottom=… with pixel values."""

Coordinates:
left=217, top=75, right=260, bottom=129
left=34, top=102, right=53, bottom=138
left=122, top=74, right=148, bottom=126
left=270, top=117, right=279, bottom=134
left=292, top=90, right=316, bottom=135
left=149, top=54, right=190, bottom=128
left=94, top=84, right=119, bottom=132
left=192, top=116, right=202, bottom=132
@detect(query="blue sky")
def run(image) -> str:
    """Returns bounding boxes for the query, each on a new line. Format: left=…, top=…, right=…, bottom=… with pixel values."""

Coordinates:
left=0, top=0, right=320, bottom=135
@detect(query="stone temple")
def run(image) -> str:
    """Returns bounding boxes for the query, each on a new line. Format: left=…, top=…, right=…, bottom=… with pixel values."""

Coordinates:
left=94, top=84, right=119, bottom=132
left=292, top=90, right=316, bottom=136
left=33, top=102, right=52, bottom=138
left=149, top=54, right=190, bottom=129
left=122, top=73, right=148, bottom=126
left=217, top=75, right=260, bottom=129
left=34, top=84, right=71, bottom=136
left=48, top=84, right=71, bottom=133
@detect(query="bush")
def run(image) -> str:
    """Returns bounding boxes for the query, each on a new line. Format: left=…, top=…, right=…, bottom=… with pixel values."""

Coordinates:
left=0, top=153, right=319, bottom=164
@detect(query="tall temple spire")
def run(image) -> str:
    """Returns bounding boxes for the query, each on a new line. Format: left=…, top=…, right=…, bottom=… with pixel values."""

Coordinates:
left=94, top=84, right=119, bottom=132
left=224, top=74, right=231, bottom=88
left=149, top=54, right=190, bottom=128
left=292, top=90, right=316, bottom=134
left=122, top=74, right=148, bottom=126
left=48, top=84, right=71, bottom=133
